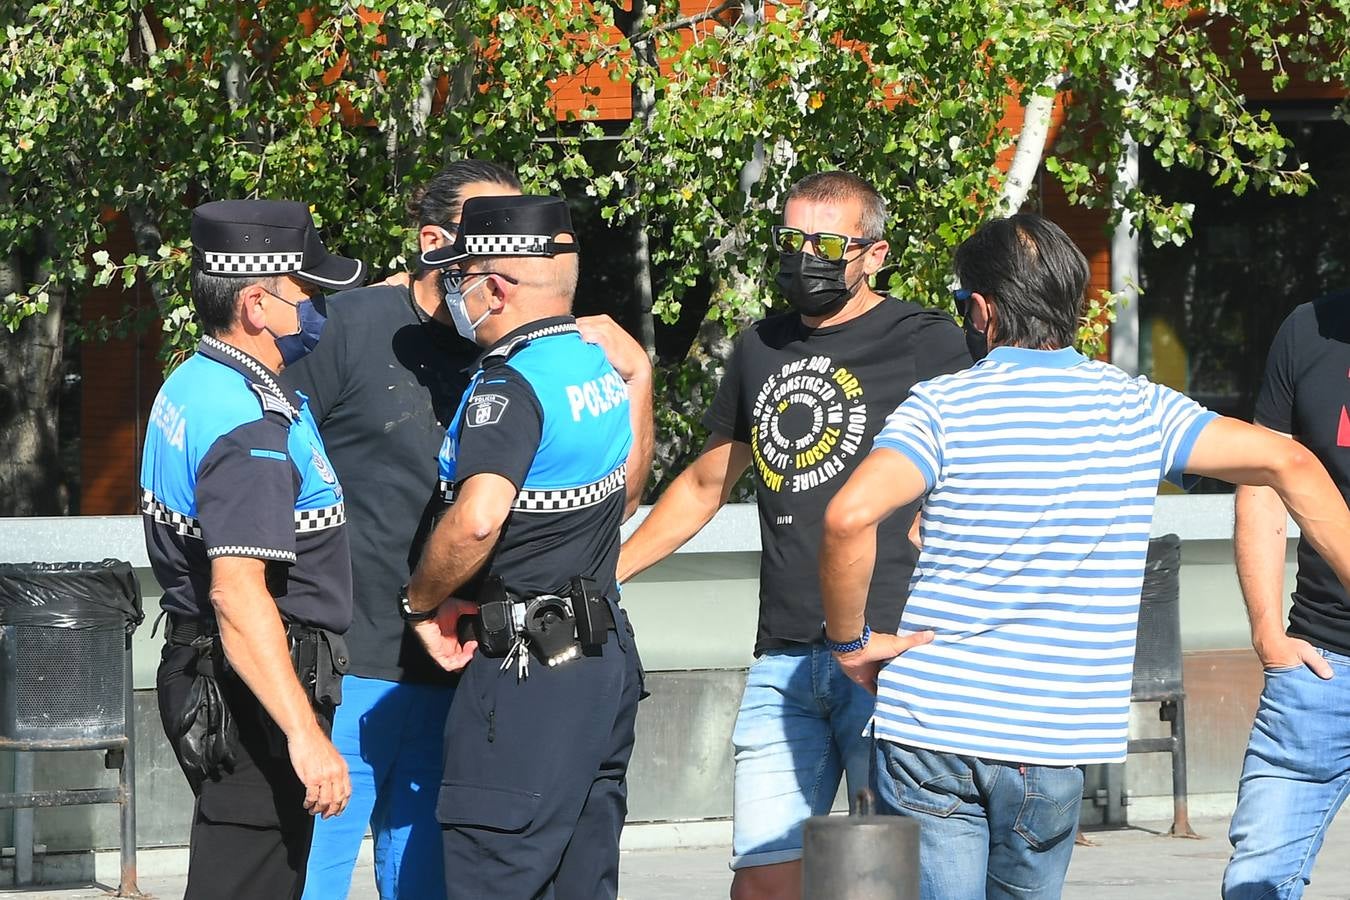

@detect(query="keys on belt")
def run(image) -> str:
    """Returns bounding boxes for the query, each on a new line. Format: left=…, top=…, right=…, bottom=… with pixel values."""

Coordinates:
left=472, top=575, right=615, bottom=680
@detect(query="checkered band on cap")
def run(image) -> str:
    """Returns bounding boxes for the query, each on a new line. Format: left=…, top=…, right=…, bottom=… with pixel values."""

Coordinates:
left=295, top=502, right=346, bottom=532
left=463, top=234, right=555, bottom=256
left=202, top=251, right=306, bottom=275
left=142, top=490, right=203, bottom=540
left=442, top=465, right=625, bottom=513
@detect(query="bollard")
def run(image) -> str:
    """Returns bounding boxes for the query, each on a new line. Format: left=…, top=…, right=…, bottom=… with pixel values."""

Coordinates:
left=802, top=791, right=920, bottom=900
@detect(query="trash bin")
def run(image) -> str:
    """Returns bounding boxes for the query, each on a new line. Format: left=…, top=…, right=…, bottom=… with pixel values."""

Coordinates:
left=0, top=560, right=141, bottom=742
left=0, top=559, right=143, bottom=893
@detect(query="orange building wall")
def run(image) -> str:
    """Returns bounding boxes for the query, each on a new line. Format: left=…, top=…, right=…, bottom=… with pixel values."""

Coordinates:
left=79, top=220, right=163, bottom=515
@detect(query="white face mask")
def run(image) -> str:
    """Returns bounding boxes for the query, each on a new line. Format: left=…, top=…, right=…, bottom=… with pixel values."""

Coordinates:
left=444, top=273, right=491, bottom=343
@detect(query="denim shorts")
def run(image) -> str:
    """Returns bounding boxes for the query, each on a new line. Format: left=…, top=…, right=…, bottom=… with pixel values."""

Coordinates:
left=729, top=644, right=876, bottom=869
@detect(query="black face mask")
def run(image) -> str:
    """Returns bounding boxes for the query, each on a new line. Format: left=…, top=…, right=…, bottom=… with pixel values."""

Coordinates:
left=962, top=314, right=988, bottom=362
left=775, top=252, right=862, bottom=318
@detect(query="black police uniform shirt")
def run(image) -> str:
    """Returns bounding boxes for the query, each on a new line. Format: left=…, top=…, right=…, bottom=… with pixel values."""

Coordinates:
left=282, top=285, right=478, bottom=683
left=438, top=317, right=632, bottom=599
left=141, top=336, right=352, bottom=633
left=704, top=296, right=970, bottom=654
left=1254, top=291, right=1350, bottom=657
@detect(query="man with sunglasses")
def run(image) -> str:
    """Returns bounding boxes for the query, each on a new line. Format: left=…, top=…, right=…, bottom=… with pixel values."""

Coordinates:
left=619, top=170, right=970, bottom=900
left=283, top=163, right=651, bottom=899
left=401, top=194, right=648, bottom=900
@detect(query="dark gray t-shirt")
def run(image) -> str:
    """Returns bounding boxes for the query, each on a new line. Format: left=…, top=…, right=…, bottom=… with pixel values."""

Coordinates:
left=283, top=285, right=477, bottom=683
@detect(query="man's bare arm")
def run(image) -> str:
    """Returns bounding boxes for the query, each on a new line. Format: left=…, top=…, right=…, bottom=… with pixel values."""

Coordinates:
left=820, top=449, right=935, bottom=694
left=617, top=434, right=752, bottom=582
left=407, top=473, right=517, bottom=612
left=1189, top=418, right=1341, bottom=678
left=209, top=557, right=350, bottom=817
left=577, top=315, right=654, bottom=520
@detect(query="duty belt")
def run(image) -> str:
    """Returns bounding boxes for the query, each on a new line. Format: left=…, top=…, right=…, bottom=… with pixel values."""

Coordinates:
left=471, top=575, right=615, bottom=679
left=163, top=613, right=348, bottom=707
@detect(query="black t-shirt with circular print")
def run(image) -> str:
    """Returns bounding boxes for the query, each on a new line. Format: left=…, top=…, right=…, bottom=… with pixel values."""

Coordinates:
left=703, top=296, right=971, bottom=653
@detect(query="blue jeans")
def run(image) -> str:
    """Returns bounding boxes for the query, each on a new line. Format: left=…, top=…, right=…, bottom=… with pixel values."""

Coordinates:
left=730, top=644, right=876, bottom=869
left=872, top=741, right=1083, bottom=900
left=302, top=675, right=454, bottom=900
left=1223, top=649, right=1350, bottom=899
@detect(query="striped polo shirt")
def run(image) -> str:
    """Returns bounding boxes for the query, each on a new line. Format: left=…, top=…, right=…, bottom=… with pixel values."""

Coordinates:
left=870, top=346, right=1216, bottom=765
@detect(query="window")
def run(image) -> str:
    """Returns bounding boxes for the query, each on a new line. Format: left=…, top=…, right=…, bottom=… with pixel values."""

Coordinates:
left=1139, top=110, right=1350, bottom=491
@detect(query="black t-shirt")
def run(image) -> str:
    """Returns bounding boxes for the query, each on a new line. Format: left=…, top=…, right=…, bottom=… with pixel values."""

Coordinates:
left=703, top=297, right=971, bottom=653
left=438, top=317, right=632, bottom=599
left=282, top=285, right=478, bottom=682
left=1253, top=292, right=1350, bottom=656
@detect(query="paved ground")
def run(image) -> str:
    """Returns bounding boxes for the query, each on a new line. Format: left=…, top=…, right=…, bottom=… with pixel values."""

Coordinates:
left=5, top=813, right=1350, bottom=898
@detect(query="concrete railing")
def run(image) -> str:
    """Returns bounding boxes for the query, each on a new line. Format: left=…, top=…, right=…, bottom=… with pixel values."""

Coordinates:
left=0, top=497, right=1298, bottom=874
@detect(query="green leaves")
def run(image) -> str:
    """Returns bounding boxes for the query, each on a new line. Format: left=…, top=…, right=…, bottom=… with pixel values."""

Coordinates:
left=1, top=0, right=1342, bottom=378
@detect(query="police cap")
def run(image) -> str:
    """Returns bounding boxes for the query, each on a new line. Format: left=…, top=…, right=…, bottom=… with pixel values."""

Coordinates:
left=191, top=199, right=367, bottom=290
left=420, top=195, right=578, bottom=269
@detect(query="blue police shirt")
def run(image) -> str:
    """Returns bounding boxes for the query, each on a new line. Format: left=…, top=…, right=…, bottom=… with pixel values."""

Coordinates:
left=438, top=317, right=632, bottom=598
left=140, top=336, right=353, bottom=632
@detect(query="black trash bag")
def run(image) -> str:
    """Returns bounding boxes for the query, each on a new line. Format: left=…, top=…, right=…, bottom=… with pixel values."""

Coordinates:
left=0, top=559, right=144, bottom=633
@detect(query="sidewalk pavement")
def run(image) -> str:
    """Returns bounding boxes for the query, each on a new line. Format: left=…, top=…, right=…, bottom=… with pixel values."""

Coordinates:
left=5, top=813, right=1349, bottom=899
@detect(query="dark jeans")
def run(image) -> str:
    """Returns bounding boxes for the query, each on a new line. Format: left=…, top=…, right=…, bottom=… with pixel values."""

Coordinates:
left=158, top=642, right=321, bottom=900
left=437, top=601, right=644, bottom=900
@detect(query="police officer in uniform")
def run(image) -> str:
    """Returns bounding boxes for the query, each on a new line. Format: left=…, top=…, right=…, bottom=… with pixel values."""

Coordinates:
left=399, top=195, right=648, bottom=900
left=141, top=199, right=366, bottom=899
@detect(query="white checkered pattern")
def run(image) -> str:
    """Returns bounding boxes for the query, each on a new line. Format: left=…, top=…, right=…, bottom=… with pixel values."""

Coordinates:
left=207, top=545, right=298, bottom=562
left=142, top=490, right=203, bottom=539
left=442, top=465, right=625, bottom=513
left=295, top=502, right=345, bottom=532
left=202, top=251, right=305, bottom=275
left=463, top=234, right=554, bottom=256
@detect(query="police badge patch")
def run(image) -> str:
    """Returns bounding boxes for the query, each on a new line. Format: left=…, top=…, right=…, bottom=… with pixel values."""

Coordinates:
left=465, top=393, right=509, bottom=428
left=311, top=446, right=337, bottom=484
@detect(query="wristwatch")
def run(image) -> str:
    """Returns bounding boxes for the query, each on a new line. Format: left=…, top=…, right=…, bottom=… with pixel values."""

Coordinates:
left=398, top=583, right=437, bottom=623
left=823, top=623, right=872, bottom=654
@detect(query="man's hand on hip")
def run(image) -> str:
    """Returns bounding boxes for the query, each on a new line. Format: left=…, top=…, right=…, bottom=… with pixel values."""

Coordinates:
left=834, top=630, right=935, bottom=695
left=1254, top=632, right=1333, bottom=679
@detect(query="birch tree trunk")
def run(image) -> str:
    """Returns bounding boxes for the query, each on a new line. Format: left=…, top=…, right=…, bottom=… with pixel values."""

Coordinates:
left=997, top=73, right=1068, bottom=216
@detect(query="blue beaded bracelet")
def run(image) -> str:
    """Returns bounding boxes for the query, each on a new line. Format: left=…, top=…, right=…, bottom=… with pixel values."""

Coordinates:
left=824, top=624, right=871, bottom=654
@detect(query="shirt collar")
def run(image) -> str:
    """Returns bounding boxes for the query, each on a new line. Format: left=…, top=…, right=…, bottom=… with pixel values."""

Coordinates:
left=479, top=315, right=579, bottom=366
left=984, top=345, right=1087, bottom=369
left=198, top=335, right=303, bottom=416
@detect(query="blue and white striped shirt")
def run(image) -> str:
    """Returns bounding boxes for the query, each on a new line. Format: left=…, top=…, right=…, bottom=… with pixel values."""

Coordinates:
left=870, top=346, right=1216, bottom=765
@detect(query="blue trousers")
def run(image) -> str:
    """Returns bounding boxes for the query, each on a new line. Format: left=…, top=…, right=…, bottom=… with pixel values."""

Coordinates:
left=1223, top=649, right=1350, bottom=899
left=872, top=741, right=1083, bottom=900
left=302, top=675, right=454, bottom=900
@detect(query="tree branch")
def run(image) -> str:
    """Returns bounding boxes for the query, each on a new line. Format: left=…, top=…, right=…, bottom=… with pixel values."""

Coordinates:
left=626, top=0, right=739, bottom=49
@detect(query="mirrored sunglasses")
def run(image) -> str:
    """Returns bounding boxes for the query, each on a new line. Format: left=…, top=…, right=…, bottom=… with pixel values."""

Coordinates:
left=771, top=226, right=875, bottom=262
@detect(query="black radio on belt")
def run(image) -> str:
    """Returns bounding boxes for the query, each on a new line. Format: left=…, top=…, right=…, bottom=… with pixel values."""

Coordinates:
left=569, top=576, right=609, bottom=649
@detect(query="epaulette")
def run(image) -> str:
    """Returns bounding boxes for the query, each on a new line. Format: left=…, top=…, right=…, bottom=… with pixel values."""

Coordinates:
left=249, top=382, right=296, bottom=424
left=482, top=335, right=530, bottom=369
